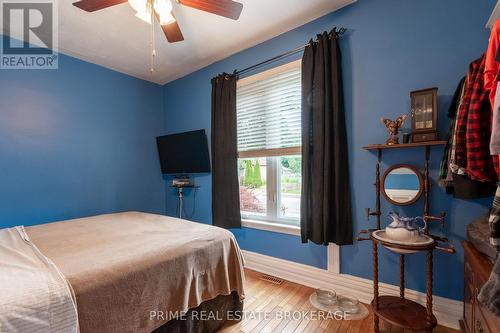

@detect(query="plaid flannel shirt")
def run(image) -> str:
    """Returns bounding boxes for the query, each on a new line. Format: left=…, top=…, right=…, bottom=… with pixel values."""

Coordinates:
left=439, top=77, right=465, bottom=187
left=454, top=54, right=499, bottom=182
left=489, top=187, right=500, bottom=253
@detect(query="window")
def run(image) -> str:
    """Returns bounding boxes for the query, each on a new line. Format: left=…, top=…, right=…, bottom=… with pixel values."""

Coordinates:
left=237, top=60, right=302, bottom=226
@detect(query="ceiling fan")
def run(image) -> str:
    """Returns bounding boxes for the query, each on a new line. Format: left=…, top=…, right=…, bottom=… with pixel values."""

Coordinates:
left=71, top=0, right=244, bottom=43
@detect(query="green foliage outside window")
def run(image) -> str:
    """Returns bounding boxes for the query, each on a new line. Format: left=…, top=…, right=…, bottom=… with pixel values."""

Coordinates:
left=252, top=160, right=263, bottom=187
left=281, top=157, right=301, bottom=173
left=242, top=159, right=264, bottom=188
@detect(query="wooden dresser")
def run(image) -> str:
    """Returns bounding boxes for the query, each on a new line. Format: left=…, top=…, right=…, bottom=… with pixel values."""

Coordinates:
left=461, top=241, right=500, bottom=333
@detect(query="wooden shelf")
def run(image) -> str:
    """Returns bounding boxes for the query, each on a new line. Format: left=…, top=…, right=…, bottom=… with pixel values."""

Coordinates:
left=371, top=296, right=437, bottom=331
left=362, top=141, right=446, bottom=151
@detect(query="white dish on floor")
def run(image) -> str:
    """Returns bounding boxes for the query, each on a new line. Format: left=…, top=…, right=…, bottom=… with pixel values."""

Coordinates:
left=315, top=288, right=337, bottom=305
left=337, top=295, right=359, bottom=314
left=372, top=229, right=434, bottom=254
left=309, top=293, right=369, bottom=321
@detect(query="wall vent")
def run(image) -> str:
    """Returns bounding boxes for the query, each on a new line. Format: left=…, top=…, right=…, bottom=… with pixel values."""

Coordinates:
left=259, top=274, right=284, bottom=285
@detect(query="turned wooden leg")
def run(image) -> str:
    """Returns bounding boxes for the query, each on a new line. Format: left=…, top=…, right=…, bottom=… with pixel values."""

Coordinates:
left=426, top=250, right=433, bottom=324
left=400, top=254, right=405, bottom=299
left=373, top=240, right=380, bottom=333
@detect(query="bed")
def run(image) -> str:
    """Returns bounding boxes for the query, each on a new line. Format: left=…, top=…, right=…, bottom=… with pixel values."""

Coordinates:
left=6, top=212, right=245, bottom=333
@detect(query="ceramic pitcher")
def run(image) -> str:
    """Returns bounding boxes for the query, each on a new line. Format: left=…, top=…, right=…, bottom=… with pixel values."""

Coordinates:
left=385, top=212, right=423, bottom=242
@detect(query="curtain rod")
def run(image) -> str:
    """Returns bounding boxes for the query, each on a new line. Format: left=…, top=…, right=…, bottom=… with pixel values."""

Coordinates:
left=233, top=27, right=347, bottom=77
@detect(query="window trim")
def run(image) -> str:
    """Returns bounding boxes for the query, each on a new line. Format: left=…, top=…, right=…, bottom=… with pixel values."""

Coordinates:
left=237, top=59, right=301, bottom=87
left=242, top=218, right=300, bottom=236
left=238, top=147, right=301, bottom=158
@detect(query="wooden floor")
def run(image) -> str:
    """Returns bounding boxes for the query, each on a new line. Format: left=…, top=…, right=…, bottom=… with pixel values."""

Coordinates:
left=219, top=269, right=459, bottom=333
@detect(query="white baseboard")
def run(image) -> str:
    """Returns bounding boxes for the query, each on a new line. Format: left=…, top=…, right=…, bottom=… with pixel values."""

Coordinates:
left=241, top=250, right=462, bottom=330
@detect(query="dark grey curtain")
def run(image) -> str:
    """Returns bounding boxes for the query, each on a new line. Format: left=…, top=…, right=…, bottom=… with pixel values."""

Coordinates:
left=211, top=73, right=241, bottom=228
left=300, top=29, right=352, bottom=245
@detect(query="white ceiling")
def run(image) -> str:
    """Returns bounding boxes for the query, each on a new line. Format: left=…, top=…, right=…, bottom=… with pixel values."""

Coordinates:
left=5, top=0, right=356, bottom=84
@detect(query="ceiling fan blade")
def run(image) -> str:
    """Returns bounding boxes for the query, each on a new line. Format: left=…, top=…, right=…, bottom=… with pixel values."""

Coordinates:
left=72, top=0, right=128, bottom=12
left=155, top=12, right=185, bottom=43
left=177, top=0, right=243, bottom=20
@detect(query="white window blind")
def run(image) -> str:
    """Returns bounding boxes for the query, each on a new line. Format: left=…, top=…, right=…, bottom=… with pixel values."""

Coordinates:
left=237, top=60, right=301, bottom=157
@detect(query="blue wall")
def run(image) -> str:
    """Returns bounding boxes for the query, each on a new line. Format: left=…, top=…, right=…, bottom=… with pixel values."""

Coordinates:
left=0, top=45, right=166, bottom=227
left=163, top=0, right=496, bottom=300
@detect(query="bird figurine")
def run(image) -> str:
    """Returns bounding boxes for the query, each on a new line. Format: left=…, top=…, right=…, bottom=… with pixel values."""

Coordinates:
left=380, top=114, right=408, bottom=145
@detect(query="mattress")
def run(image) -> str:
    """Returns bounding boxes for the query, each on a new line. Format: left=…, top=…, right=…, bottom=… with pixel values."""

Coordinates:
left=25, top=212, right=245, bottom=333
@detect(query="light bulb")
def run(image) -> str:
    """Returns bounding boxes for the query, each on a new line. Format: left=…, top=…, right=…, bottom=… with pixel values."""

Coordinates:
left=128, top=0, right=146, bottom=13
left=129, top=0, right=152, bottom=24
left=154, top=0, right=175, bottom=24
left=135, top=10, right=152, bottom=24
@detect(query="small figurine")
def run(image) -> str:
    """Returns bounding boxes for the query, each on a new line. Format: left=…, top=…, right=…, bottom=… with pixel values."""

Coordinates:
left=380, top=114, right=408, bottom=145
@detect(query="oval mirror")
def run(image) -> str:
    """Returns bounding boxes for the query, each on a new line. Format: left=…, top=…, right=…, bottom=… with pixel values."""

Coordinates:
left=381, top=164, right=423, bottom=205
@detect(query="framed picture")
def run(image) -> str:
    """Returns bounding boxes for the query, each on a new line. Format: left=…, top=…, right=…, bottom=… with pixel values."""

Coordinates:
left=410, top=87, right=438, bottom=142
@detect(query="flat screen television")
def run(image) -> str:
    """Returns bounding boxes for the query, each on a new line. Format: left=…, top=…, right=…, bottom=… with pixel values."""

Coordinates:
left=156, top=129, right=211, bottom=174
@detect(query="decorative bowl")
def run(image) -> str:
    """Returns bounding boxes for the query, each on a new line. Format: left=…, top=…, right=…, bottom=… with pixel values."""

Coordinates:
left=371, top=229, right=435, bottom=254
left=337, top=295, right=359, bottom=314
left=315, top=288, right=337, bottom=305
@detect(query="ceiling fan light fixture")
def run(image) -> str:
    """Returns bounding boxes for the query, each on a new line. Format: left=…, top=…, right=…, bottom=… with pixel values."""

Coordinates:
left=153, top=0, right=175, bottom=24
left=128, top=0, right=147, bottom=13
left=135, top=10, right=152, bottom=24
left=73, top=0, right=243, bottom=47
left=129, top=0, right=152, bottom=24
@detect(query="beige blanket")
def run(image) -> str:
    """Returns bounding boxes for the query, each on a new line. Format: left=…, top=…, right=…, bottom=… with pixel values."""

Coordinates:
left=26, top=212, right=245, bottom=333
